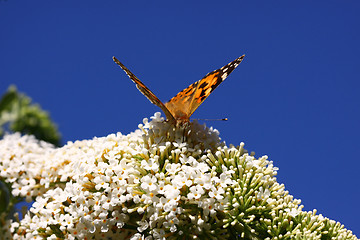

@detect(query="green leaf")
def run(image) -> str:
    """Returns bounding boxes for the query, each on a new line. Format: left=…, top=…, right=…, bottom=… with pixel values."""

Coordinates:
left=0, top=181, right=10, bottom=213
left=49, top=224, right=65, bottom=238
left=0, top=85, right=61, bottom=146
left=0, top=86, right=18, bottom=113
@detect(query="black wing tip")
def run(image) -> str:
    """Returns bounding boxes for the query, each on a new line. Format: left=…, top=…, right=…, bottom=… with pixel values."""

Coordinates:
left=228, top=54, right=245, bottom=69
left=236, top=54, right=245, bottom=62
left=113, top=57, right=126, bottom=69
left=112, top=56, right=119, bottom=62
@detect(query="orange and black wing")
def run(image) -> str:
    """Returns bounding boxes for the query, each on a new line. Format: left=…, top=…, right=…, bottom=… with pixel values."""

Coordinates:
left=113, top=56, right=175, bottom=123
left=164, top=55, right=245, bottom=120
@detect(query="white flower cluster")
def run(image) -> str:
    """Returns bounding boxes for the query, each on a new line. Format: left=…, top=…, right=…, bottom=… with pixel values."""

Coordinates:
left=0, top=112, right=358, bottom=240
left=0, top=133, right=55, bottom=202
left=0, top=113, right=231, bottom=239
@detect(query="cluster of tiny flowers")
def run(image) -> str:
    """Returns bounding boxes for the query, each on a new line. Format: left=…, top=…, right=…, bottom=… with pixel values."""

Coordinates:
left=0, top=133, right=55, bottom=202
left=0, top=112, right=358, bottom=239
left=206, top=144, right=357, bottom=239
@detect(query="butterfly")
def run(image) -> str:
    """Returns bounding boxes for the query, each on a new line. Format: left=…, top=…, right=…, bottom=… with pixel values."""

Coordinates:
left=113, top=55, right=245, bottom=126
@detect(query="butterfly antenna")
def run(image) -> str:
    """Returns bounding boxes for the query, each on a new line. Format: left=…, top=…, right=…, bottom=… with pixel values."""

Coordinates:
left=192, top=118, right=228, bottom=121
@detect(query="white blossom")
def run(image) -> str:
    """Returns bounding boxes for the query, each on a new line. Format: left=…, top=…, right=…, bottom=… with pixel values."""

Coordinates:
left=0, top=112, right=357, bottom=240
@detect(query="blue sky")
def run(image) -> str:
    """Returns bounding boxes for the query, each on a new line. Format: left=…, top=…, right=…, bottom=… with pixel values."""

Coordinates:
left=1, top=0, right=359, bottom=236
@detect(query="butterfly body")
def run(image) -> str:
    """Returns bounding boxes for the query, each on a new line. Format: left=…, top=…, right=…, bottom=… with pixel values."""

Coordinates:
left=113, top=55, right=245, bottom=126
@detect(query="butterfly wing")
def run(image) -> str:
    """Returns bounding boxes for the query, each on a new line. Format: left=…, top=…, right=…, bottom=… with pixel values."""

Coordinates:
left=113, top=56, right=176, bottom=123
left=165, top=55, right=245, bottom=121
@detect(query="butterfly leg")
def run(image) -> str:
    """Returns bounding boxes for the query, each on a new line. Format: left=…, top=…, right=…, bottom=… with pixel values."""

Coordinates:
left=181, top=122, right=192, bottom=142
left=155, top=120, right=177, bottom=144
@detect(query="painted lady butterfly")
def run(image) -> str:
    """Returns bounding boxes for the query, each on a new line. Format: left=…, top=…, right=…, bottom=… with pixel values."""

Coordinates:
left=113, top=55, right=245, bottom=126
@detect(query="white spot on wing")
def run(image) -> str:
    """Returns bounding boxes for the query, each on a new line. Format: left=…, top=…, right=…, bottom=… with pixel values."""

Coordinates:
left=221, top=72, right=228, bottom=80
